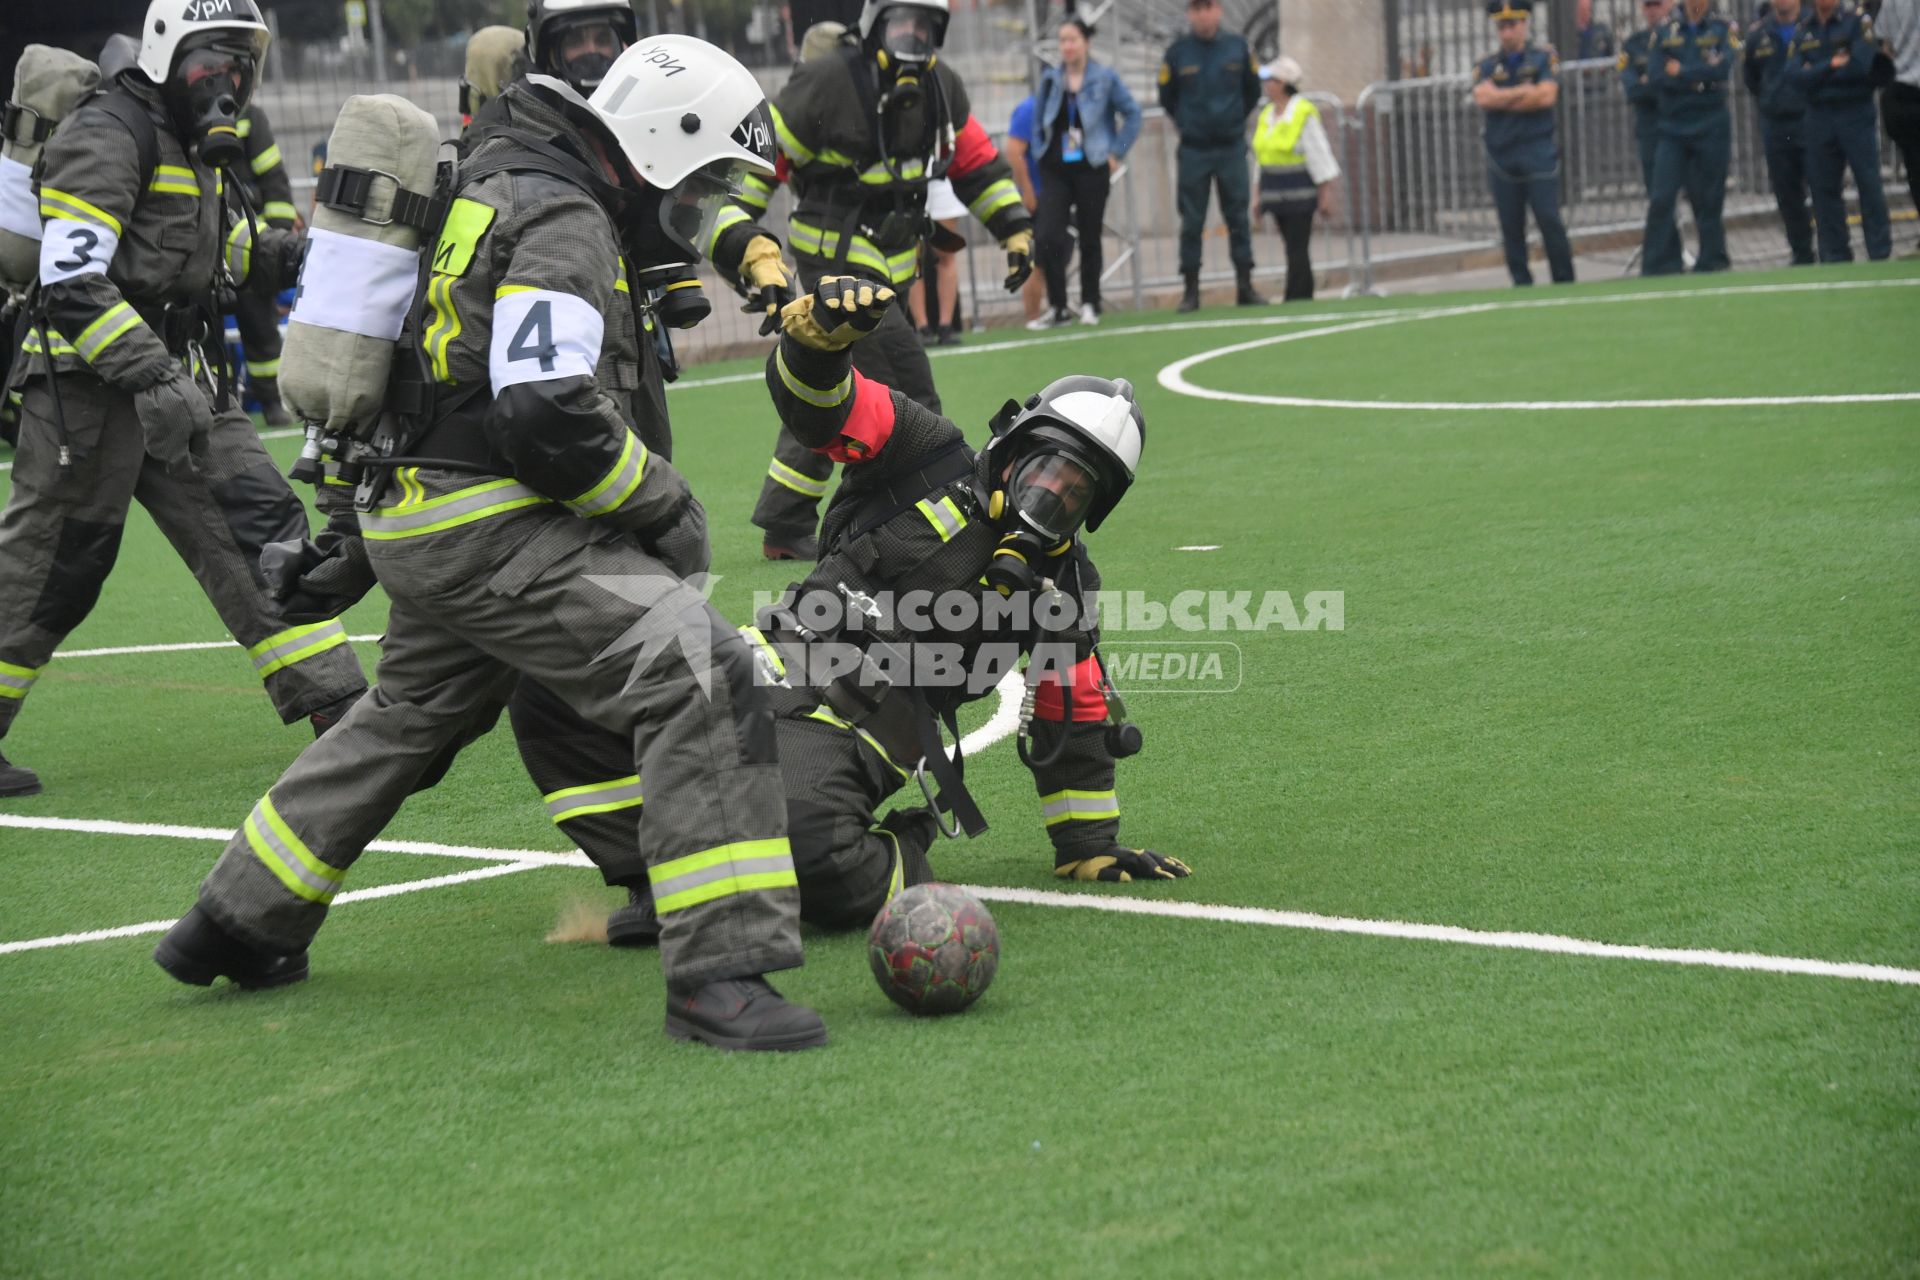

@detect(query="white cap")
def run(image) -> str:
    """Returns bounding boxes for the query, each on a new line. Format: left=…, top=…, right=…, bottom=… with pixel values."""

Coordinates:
left=1259, top=56, right=1303, bottom=85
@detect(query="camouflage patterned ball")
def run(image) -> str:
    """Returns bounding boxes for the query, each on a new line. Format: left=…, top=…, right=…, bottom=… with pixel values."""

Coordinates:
left=867, top=883, right=999, bottom=1015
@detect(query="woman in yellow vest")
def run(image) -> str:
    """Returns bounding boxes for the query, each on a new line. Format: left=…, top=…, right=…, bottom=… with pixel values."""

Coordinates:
left=1250, top=56, right=1341, bottom=302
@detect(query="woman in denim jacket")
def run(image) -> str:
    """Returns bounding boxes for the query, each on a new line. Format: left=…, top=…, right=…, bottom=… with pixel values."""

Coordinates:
left=1028, top=18, right=1143, bottom=328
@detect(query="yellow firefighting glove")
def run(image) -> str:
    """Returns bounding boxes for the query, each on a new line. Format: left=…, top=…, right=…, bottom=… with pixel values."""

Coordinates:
left=1054, top=846, right=1193, bottom=883
left=739, top=234, right=796, bottom=336
left=780, top=275, right=895, bottom=351
left=1001, top=228, right=1034, bottom=293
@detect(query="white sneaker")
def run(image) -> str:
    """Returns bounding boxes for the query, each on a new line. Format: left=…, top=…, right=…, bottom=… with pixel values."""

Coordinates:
left=1078, top=303, right=1099, bottom=326
left=1025, top=314, right=1055, bottom=331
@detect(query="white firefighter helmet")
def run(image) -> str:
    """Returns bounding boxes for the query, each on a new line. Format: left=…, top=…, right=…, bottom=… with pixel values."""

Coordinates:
left=135, top=0, right=270, bottom=87
left=983, top=375, right=1145, bottom=535
left=857, top=0, right=951, bottom=64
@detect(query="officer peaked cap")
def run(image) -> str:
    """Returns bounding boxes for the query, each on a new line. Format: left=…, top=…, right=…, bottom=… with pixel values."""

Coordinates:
left=1487, top=0, right=1534, bottom=18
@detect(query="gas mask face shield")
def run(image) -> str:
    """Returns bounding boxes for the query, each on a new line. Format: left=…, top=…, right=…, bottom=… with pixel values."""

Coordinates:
left=1006, top=450, right=1100, bottom=543
left=548, top=18, right=630, bottom=93
left=169, top=43, right=258, bottom=168
left=625, top=156, right=755, bottom=267
left=878, top=8, right=940, bottom=67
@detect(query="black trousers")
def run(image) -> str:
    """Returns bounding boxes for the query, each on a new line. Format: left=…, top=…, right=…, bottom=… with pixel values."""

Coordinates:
left=1883, top=83, right=1920, bottom=235
left=1035, top=160, right=1112, bottom=312
left=1264, top=204, right=1316, bottom=302
left=1758, top=113, right=1816, bottom=264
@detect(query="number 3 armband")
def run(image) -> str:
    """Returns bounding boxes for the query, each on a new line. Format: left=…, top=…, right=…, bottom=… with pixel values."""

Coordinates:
left=39, top=218, right=117, bottom=284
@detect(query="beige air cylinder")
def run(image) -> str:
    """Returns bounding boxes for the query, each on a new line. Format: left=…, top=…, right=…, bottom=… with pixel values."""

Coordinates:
left=1, top=46, right=102, bottom=297
left=281, top=94, right=441, bottom=438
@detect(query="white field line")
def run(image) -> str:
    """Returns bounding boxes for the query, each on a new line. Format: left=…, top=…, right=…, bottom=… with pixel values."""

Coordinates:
left=1159, top=283, right=1920, bottom=411
left=3, top=812, right=1916, bottom=986
left=664, top=277, right=1920, bottom=395
left=53, top=635, right=383, bottom=660
left=0, top=813, right=591, bottom=868
left=0, top=860, right=550, bottom=955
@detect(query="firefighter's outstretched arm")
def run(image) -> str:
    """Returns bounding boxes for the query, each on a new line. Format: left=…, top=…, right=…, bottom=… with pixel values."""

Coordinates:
left=764, top=275, right=901, bottom=462
left=940, top=70, right=1033, bottom=292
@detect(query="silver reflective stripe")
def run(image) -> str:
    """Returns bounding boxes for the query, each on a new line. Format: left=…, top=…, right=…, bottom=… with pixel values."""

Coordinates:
left=361, top=480, right=550, bottom=538
left=245, top=800, right=342, bottom=903
left=564, top=434, right=647, bottom=519
left=916, top=496, right=965, bottom=542
left=545, top=777, right=646, bottom=823
left=649, top=851, right=796, bottom=903
left=248, top=621, right=347, bottom=674
left=1041, top=791, right=1119, bottom=824
left=0, top=663, right=38, bottom=698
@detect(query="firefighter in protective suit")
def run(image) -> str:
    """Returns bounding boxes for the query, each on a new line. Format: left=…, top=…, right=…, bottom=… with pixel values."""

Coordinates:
left=731, top=0, right=1034, bottom=561
left=156, top=38, right=826, bottom=1054
left=0, top=0, right=367, bottom=800
left=229, top=103, right=300, bottom=424
left=540, top=276, right=1191, bottom=947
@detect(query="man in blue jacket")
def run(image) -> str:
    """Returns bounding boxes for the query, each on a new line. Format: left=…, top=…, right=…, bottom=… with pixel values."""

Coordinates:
left=1621, top=0, right=1675, bottom=193
left=1473, top=0, right=1576, bottom=286
left=1790, top=0, right=1893, bottom=260
left=1743, top=0, right=1818, bottom=263
left=1642, top=0, right=1740, bottom=275
left=1160, top=0, right=1265, bottom=311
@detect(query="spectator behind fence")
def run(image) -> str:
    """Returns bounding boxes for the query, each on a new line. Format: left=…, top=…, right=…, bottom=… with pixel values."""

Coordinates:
left=1791, top=0, right=1894, bottom=260
left=1030, top=17, right=1141, bottom=329
left=1641, top=0, right=1738, bottom=275
left=1621, top=0, right=1676, bottom=194
left=1744, top=0, right=1818, bottom=263
left=1002, top=95, right=1050, bottom=323
left=1473, top=0, right=1577, bottom=286
left=1161, top=0, right=1266, bottom=311
left=1578, top=0, right=1620, bottom=57
left=1882, top=0, right=1920, bottom=248
left=1249, top=57, right=1341, bottom=302
left=911, top=178, right=966, bottom=345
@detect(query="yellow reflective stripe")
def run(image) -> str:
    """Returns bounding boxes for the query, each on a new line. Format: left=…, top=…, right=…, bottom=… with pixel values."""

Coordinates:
left=858, top=158, right=924, bottom=184
left=774, top=345, right=851, bottom=409
left=72, top=302, right=144, bottom=363
left=249, top=143, right=283, bottom=176
left=1040, top=788, right=1120, bottom=826
left=245, top=357, right=281, bottom=378
left=38, top=187, right=123, bottom=234
left=915, top=495, right=966, bottom=542
left=247, top=620, right=350, bottom=678
left=614, top=260, right=630, bottom=294
left=362, top=479, right=552, bottom=540
left=431, top=197, right=496, bottom=277
left=739, top=625, right=786, bottom=679
left=767, top=457, right=829, bottom=498
left=816, top=147, right=858, bottom=167
left=787, top=221, right=916, bottom=281
left=261, top=200, right=299, bottom=223
left=968, top=178, right=1022, bottom=222
left=21, top=330, right=79, bottom=357
left=649, top=837, right=797, bottom=915
left=770, top=104, right=814, bottom=165
left=494, top=284, right=537, bottom=298
left=0, top=659, right=42, bottom=699
left=544, top=775, right=645, bottom=824
left=244, top=793, right=345, bottom=904
left=147, top=165, right=201, bottom=196
left=237, top=117, right=254, bottom=138
left=423, top=276, right=461, bottom=383
left=707, top=204, right=750, bottom=257
left=804, top=704, right=911, bottom=780
left=737, top=174, right=774, bottom=211
left=565, top=431, right=648, bottom=519
left=225, top=219, right=252, bottom=282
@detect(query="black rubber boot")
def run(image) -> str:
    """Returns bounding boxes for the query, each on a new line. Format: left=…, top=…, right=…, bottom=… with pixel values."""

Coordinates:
left=606, top=885, right=662, bottom=948
left=664, top=976, right=827, bottom=1051
left=1177, top=269, right=1201, bottom=314
left=761, top=531, right=821, bottom=562
left=309, top=687, right=366, bottom=738
left=1236, top=270, right=1269, bottom=306
left=153, top=903, right=309, bottom=990
left=877, top=808, right=940, bottom=891
left=0, top=748, right=42, bottom=798
left=254, top=377, right=293, bottom=427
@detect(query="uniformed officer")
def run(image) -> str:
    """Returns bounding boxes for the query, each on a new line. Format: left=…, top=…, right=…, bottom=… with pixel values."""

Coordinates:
left=1160, top=0, right=1266, bottom=312
left=0, top=0, right=367, bottom=800
left=1789, top=0, right=1894, bottom=260
left=1621, top=0, right=1676, bottom=193
left=1473, top=0, right=1576, bottom=287
left=231, top=103, right=299, bottom=423
left=728, top=0, right=1033, bottom=562
left=1642, top=0, right=1740, bottom=275
left=157, top=38, right=826, bottom=1053
left=1743, top=0, right=1819, bottom=263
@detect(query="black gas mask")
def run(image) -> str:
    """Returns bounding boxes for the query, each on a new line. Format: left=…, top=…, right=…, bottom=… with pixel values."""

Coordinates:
left=166, top=42, right=256, bottom=169
left=545, top=16, right=630, bottom=93
left=983, top=449, right=1102, bottom=598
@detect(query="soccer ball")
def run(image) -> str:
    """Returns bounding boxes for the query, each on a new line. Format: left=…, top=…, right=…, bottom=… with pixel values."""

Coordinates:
left=868, top=883, right=999, bottom=1015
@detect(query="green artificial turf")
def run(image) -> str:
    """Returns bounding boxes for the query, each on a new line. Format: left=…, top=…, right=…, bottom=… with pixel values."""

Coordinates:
left=1, top=263, right=1916, bottom=1277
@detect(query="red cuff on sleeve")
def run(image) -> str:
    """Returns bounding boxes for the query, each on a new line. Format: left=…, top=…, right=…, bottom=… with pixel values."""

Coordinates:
left=822, top=370, right=895, bottom=464
left=774, top=152, right=792, bottom=183
left=949, top=115, right=999, bottom=179
left=1035, top=655, right=1109, bottom=722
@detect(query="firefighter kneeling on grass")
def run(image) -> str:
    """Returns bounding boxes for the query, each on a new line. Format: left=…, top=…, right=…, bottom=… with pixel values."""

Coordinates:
left=155, top=38, right=828, bottom=1053
left=559, top=275, right=1192, bottom=949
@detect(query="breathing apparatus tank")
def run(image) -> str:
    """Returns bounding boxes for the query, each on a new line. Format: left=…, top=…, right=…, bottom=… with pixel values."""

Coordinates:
left=1, top=46, right=102, bottom=298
